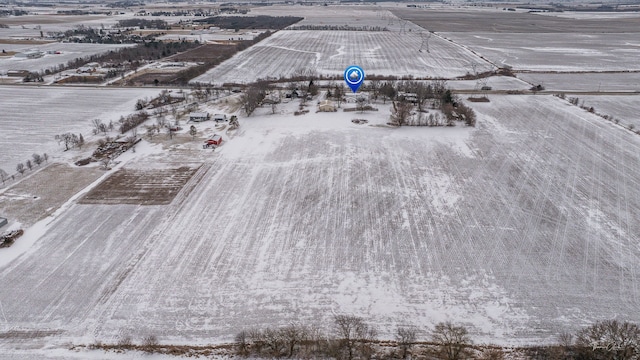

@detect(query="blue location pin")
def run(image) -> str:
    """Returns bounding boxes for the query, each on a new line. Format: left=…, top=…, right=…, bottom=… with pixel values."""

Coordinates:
left=344, top=65, right=365, bottom=93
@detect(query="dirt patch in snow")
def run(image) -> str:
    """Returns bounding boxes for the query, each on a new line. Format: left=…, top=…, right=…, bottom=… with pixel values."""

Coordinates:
left=79, top=165, right=200, bottom=205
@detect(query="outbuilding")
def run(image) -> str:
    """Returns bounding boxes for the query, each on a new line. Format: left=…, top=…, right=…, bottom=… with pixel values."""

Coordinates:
left=213, top=114, right=227, bottom=122
left=0, top=217, right=7, bottom=229
left=189, top=112, right=210, bottom=122
left=318, top=100, right=336, bottom=112
left=205, top=134, right=223, bottom=146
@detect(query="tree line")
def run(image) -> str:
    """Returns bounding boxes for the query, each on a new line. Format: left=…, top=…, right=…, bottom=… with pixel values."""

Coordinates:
left=1, top=153, right=49, bottom=185
left=194, top=15, right=303, bottom=30
left=233, top=317, right=640, bottom=360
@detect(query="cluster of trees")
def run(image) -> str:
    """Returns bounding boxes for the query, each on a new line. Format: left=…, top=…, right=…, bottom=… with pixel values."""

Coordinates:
left=4, top=153, right=49, bottom=183
left=117, top=19, right=170, bottom=30
left=369, top=80, right=476, bottom=127
left=22, top=72, right=43, bottom=83
left=91, top=119, right=115, bottom=135
left=118, top=110, right=150, bottom=134
left=235, top=317, right=472, bottom=360
left=235, top=318, right=640, bottom=360
left=194, top=15, right=303, bottom=30
left=0, top=9, right=28, bottom=16
left=55, top=133, right=85, bottom=151
left=240, top=83, right=268, bottom=116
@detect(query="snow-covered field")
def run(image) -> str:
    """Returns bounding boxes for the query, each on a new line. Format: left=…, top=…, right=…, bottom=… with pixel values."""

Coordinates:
left=193, top=30, right=493, bottom=85
left=516, top=72, right=640, bottom=92
left=1, top=95, right=639, bottom=357
left=0, top=86, right=162, bottom=174
left=440, top=32, right=640, bottom=72
left=577, top=95, right=640, bottom=129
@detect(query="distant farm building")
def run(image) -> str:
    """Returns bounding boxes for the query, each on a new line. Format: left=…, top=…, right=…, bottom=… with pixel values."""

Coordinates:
left=0, top=217, right=7, bottom=229
left=213, top=114, right=227, bottom=122
left=6, top=70, right=30, bottom=77
left=15, top=50, right=44, bottom=59
left=189, top=112, right=210, bottom=122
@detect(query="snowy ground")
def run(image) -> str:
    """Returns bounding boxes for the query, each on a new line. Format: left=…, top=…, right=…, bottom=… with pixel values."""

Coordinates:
left=576, top=95, right=640, bottom=129
left=0, top=86, right=163, bottom=175
left=516, top=72, right=640, bottom=93
left=1, top=95, right=639, bottom=357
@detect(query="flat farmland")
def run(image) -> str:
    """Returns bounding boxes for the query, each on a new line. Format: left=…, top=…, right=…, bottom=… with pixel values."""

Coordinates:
left=438, top=32, right=640, bottom=72
left=1, top=95, right=639, bottom=353
left=0, top=86, right=161, bottom=174
left=193, top=30, right=493, bottom=84
left=252, top=5, right=423, bottom=32
left=516, top=72, right=640, bottom=92
left=392, top=8, right=640, bottom=33
left=577, top=95, right=640, bottom=129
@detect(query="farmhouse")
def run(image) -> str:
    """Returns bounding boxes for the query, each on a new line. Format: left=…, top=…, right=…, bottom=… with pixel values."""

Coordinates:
left=189, top=112, right=210, bottom=122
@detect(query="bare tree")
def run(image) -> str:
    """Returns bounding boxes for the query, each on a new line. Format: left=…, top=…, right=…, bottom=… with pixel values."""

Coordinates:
left=396, top=327, right=417, bottom=359
left=100, top=157, right=111, bottom=170
left=333, top=84, right=345, bottom=108
left=391, top=99, right=414, bottom=126
left=282, top=324, right=307, bottom=358
left=235, top=330, right=249, bottom=356
left=380, top=81, right=396, bottom=104
left=334, top=315, right=376, bottom=360
left=16, top=163, right=25, bottom=176
left=431, top=322, right=472, bottom=360
left=263, top=327, right=285, bottom=356
left=92, top=118, right=102, bottom=135
left=142, top=334, right=158, bottom=351
left=368, top=80, right=381, bottom=102
left=156, top=115, right=167, bottom=129
left=26, top=159, right=32, bottom=171
left=55, top=133, right=75, bottom=151
left=147, top=125, right=157, bottom=140
left=43, top=153, right=48, bottom=163
left=0, top=168, right=8, bottom=184
left=32, top=153, right=43, bottom=167
left=248, top=328, right=265, bottom=354
left=189, top=125, right=197, bottom=140
left=576, top=320, right=640, bottom=360
left=457, top=103, right=477, bottom=127
left=241, top=86, right=266, bottom=116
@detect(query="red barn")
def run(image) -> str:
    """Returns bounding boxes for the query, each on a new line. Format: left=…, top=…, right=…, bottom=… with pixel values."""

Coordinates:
left=205, top=134, right=223, bottom=146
